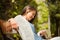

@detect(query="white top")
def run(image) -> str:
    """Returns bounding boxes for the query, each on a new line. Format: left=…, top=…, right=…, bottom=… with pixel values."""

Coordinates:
left=14, top=15, right=35, bottom=40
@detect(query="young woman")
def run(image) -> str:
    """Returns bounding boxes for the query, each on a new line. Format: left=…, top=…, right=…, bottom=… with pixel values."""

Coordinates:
left=8, top=5, right=42, bottom=40
left=0, top=5, right=59, bottom=40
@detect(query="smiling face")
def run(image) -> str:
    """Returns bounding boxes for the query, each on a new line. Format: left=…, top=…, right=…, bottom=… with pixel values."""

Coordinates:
left=22, top=5, right=37, bottom=21
left=24, top=10, right=36, bottom=21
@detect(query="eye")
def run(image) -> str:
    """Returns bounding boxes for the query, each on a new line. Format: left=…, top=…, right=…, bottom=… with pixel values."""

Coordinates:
left=26, top=10, right=31, bottom=13
left=26, top=12, right=29, bottom=13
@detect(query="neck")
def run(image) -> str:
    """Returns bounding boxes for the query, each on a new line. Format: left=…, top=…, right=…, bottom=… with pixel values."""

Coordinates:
left=22, top=15, right=29, bottom=21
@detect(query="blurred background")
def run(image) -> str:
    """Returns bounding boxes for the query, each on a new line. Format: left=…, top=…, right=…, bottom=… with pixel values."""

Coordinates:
left=0, top=0, right=60, bottom=40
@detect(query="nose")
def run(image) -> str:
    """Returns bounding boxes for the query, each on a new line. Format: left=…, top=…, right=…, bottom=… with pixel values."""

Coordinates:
left=32, top=16, right=34, bottom=18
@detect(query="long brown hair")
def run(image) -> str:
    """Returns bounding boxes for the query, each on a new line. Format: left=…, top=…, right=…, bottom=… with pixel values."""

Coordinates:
left=21, top=5, right=37, bottom=23
left=21, top=5, right=37, bottom=15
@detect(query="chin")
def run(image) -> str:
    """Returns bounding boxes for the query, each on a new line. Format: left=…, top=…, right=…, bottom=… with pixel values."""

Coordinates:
left=28, top=19, right=31, bottom=21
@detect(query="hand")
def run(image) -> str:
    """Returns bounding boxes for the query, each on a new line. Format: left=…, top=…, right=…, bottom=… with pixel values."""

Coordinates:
left=37, top=30, right=47, bottom=37
left=8, top=18, right=18, bottom=30
left=37, top=30, right=47, bottom=39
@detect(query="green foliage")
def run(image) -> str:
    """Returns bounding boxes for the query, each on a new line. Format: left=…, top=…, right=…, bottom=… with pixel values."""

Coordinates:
left=0, top=0, right=37, bottom=40
left=55, top=14, right=60, bottom=18
left=1, top=0, right=60, bottom=39
left=35, top=0, right=49, bottom=32
left=0, top=0, right=37, bottom=19
left=48, top=0, right=60, bottom=37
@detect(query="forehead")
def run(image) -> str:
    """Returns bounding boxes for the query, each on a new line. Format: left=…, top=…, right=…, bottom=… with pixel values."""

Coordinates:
left=26, top=9, right=36, bottom=13
left=26, top=9, right=36, bottom=12
left=31, top=11, right=36, bottom=14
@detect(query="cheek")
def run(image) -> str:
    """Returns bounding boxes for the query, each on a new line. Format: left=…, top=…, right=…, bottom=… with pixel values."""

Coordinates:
left=26, top=13, right=31, bottom=18
left=27, top=13, right=33, bottom=17
left=26, top=14, right=32, bottom=21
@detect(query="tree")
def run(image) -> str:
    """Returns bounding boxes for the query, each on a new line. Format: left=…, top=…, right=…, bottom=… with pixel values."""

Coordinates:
left=47, top=0, right=60, bottom=37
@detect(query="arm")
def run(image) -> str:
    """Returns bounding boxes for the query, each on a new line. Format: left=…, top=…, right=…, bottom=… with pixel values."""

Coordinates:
left=37, top=30, right=47, bottom=39
left=8, top=18, right=18, bottom=32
